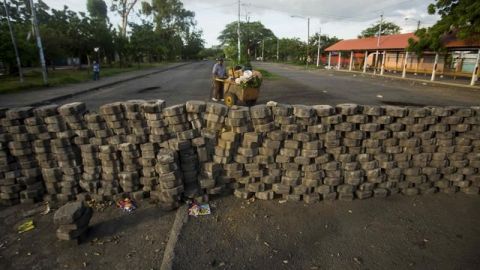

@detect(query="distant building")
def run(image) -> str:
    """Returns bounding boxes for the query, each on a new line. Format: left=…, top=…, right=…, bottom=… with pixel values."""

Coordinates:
left=324, top=33, right=480, bottom=85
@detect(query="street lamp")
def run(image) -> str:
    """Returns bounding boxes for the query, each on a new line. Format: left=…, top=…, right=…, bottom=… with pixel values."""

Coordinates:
left=316, top=27, right=322, bottom=67
left=291, top=15, right=310, bottom=69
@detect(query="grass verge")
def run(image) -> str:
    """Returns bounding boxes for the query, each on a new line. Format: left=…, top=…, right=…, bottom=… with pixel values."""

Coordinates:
left=257, top=69, right=282, bottom=80
left=0, top=63, right=166, bottom=94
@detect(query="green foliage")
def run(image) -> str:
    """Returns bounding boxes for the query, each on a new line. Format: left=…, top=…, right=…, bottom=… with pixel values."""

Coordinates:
left=358, top=21, right=401, bottom=38
left=0, top=0, right=204, bottom=76
left=87, top=0, right=108, bottom=20
left=240, top=76, right=262, bottom=89
left=409, top=0, right=480, bottom=53
left=277, top=38, right=305, bottom=62
left=218, top=21, right=276, bottom=63
left=198, top=46, right=224, bottom=60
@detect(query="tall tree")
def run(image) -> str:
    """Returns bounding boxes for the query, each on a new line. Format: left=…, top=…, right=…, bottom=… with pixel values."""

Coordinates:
left=87, top=0, right=108, bottom=20
left=110, top=0, right=138, bottom=36
left=277, top=38, right=305, bottom=62
left=358, top=21, right=401, bottom=38
left=409, top=0, right=480, bottom=53
left=141, top=0, right=198, bottom=60
left=218, top=21, right=275, bottom=62
left=309, top=33, right=340, bottom=53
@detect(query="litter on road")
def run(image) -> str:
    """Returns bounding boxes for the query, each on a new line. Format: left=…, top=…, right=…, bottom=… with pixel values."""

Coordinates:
left=117, top=198, right=137, bottom=213
left=17, top=220, right=35, bottom=234
left=188, top=202, right=211, bottom=217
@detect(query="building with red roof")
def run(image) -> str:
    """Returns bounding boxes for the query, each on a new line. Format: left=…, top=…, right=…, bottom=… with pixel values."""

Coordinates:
left=323, top=33, right=480, bottom=85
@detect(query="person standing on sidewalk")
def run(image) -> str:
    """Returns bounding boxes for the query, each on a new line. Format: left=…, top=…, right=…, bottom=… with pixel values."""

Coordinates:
left=211, top=58, right=227, bottom=101
left=93, top=61, right=100, bottom=81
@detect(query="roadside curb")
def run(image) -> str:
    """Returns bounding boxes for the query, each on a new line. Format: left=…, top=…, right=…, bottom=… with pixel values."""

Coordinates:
left=29, top=62, right=193, bottom=107
left=160, top=205, right=188, bottom=270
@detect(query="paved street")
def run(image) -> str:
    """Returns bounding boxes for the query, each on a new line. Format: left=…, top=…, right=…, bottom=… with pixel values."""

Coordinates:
left=2, top=60, right=480, bottom=110
left=1, top=61, right=480, bottom=270
left=255, top=62, right=480, bottom=107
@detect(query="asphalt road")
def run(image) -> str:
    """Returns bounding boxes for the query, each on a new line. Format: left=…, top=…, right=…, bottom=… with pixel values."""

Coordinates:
left=59, top=61, right=213, bottom=110
left=174, top=194, right=480, bottom=270
left=255, top=62, right=480, bottom=107
left=1, top=62, right=480, bottom=270
left=3, top=60, right=477, bottom=111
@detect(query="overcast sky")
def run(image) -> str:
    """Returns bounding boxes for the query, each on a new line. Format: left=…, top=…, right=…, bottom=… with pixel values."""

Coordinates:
left=44, top=0, right=439, bottom=47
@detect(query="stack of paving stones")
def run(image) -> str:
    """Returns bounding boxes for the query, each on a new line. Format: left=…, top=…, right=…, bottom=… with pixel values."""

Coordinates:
left=54, top=201, right=92, bottom=243
left=223, top=106, right=251, bottom=198
left=52, top=103, right=88, bottom=203
left=30, top=105, right=60, bottom=203
left=1, top=100, right=480, bottom=208
left=237, top=105, right=276, bottom=200
left=121, top=101, right=149, bottom=200
left=465, top=106, right=480, bottom=193
left=186, top=101, right=213, bottom=201
left=151, top=148, right=184, bottom=210
left=291, top=105, right=320, bottom=203
left=4, top=107, right=44, bottom=204
left=0, top=108, right=21, bottom=206
left=163, top=104, right=200, bottom=199
left=200, top=103, right=230, bottom=197
left=202, top=103, right=228, bottom=157
left=139, top=100, right=166, bottom=198
left=15, top=108, right=50, bottom=204
left=80, top=112, right=109, bottom=201
left=97, top=144, right=122, bottom=201
left=97, top=102, right=127, bottom=200
left=118, top=143, right=142, bottom=195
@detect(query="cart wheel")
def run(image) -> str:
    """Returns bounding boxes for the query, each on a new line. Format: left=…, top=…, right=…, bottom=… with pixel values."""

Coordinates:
left=245, top=100, right=256, bottom=106
left=224, top=93, right=237, bottom=107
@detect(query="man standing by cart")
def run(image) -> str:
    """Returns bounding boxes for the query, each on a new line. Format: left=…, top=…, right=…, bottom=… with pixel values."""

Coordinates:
left=212, top=58, right=227, bottom=101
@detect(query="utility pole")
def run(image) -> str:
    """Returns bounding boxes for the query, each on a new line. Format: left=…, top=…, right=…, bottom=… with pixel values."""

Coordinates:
left=306, top=17, right=310, bottom=69
left=276, top=39, right=279, bottom=62
left=237, top=0, right=241, bottom=63
left=375, top=13, right=383, bottom=74
left=291, top=15, right=310, bottom=69
left=3, top=0, right=23, bottom=83
left=316, top=27, right=321, bottom=67
left=29, top=0, right=48, bottom=85
left=261, top=39, right=265, bottom=61
left=417, top=20, right=421, bottom=31
left=377, top=13, right=383, bottom=47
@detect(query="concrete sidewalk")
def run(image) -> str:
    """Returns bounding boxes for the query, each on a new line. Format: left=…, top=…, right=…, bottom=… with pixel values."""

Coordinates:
left=0, top=62, right=191, bottom=108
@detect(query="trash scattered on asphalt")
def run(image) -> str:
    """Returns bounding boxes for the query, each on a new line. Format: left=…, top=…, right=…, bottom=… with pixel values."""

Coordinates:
left=42, top=202, right=51, bottom=215
left=353, top=257, right=363, bottom=264
left=17, top=220, right=35, bottom=234
left=87, top=199, right=113, bottom=212
left=279, top=200, right=287, bottom=204
left=188, top=202, right=211, bottom=217
left=376, top=94, right=383, bottom=98
left=117, top=198, right=137, bottom=213
left=22, top=202, right=50, bottom=218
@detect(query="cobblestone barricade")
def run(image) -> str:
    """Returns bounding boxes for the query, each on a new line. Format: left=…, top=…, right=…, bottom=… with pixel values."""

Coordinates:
left=0, top=100, right=479, bottom=209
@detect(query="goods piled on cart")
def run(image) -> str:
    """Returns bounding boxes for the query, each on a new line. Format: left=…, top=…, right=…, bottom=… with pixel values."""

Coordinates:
left=223, top=67, right=263, bottom=107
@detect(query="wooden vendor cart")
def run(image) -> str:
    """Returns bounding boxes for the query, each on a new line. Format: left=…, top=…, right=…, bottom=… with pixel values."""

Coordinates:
left=220, top=69, right=262, bottom=107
